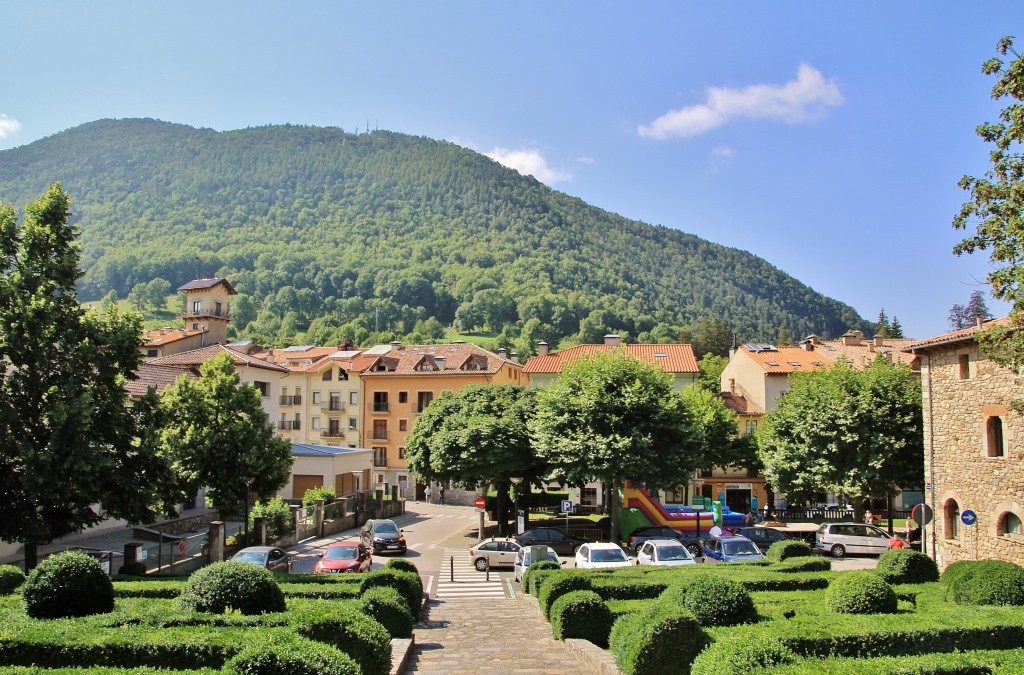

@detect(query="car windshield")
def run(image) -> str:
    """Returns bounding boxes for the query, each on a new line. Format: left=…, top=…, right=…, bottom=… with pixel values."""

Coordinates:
left=591, top=548, right=627, bottom=563
left=232, top=551, right=267, bottom=564
left=324, top=547, right=358, bottom=560
left=373, top=522, right=399, bottom=535
left=524, top=550, right=559, bottom=565
left=656, top=545, right=691, bottom=561
left=723, top=541, right=761, bottom=556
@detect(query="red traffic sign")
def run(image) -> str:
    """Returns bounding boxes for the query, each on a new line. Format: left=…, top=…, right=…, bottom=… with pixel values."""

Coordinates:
left=176, top=540, right=186, bottom=555
left=474, top=497, right=486, bottom=509
left=911, top=503, right=933, bottom=526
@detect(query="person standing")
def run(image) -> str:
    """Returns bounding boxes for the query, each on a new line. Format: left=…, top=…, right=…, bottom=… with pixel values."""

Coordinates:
left=424, top=486, right=432, bottom=503
left=438, top=485, right=446, bottom=505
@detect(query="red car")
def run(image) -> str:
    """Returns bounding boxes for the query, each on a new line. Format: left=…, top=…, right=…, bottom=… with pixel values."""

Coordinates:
left=314, top=542, right=372, bottom=574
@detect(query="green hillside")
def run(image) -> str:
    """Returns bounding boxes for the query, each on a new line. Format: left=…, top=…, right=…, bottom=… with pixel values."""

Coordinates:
left=0, top=118, right=870, bottom=353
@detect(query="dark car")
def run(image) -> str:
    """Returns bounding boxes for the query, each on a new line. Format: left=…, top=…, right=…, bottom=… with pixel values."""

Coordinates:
left=625, top=526, right=703, bottom=558
left=514, top=527, right=587, bottom=555
left=734, top=526, right=791, bottom=554
left=230, top=546, right=292, bottom=573
left=360, top=518, right=407, bottom=554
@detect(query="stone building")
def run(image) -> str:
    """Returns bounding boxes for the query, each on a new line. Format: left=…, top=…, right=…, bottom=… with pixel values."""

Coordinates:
left=907, top=317, right=1024, bottom=568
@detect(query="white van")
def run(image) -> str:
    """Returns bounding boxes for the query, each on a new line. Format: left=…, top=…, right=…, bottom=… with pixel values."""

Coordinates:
left=814, top=522, right=892, bottom=557
left=513, top=545, right=562, bottom=582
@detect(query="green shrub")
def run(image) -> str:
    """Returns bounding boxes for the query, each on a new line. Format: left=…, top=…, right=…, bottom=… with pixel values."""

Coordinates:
left=22, top=551, right=115, bottom=619
left=0, top=564, right=26, bottom=595
left=522, top=560, right=561, bottom=594
left=224, top=635, right=359, bottom=675
left=117, top=561, right=148, bottom=577
left=770, top=557, right=831, bottom=573
left=538, top=572, right=593, bottom=618
left=766, top=539, right=812, bottom=562
left=358, top=568, right=422, bottom=617
left=292, top=603, right=391, bottom=675
left=549, top=590, right=613, bottom=647
left=178, top=561, right=285, bottom=615
left=825, top=570, right=897, bottom=614
left=661, top=575, right=757, bottom=627
left=359, top=585, right=414, bottom=637
left=384, top=558, right=419, bottom=576
left=941, top=560, right=976, bottom=586
left=591, top=577, right=668, bottom=600
left=948, top=560, right=1024, bottom=606
left=610, top=604, right=708, bottom=675
left=301, top=486, right=337, bottom=507
left=691, top=635, right=796, bottom=675
left=249, top=497, right=293, bottom=540
left=876, top=549, right=940, bottom=584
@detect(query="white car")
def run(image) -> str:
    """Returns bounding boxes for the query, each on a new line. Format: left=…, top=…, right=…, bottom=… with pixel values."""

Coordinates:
left=814, top=522, right=892, bottom=558
left=636, top=539, right=698, bottom=567
left=513, top=545, right=562, bottom=582
left=574, top=542, right=631, bottom=569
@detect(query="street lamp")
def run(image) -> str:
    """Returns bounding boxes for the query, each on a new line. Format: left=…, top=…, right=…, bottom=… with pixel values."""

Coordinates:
left=510, top=476, right=524, bottom=535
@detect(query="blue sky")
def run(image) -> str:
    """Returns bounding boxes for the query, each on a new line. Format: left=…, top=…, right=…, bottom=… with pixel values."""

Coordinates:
left=2, top=2, right=1022, bottom=340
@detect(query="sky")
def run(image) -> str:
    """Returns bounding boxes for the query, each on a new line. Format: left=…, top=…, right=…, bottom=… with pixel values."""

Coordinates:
left=2, top=1, right=1022, bottom=341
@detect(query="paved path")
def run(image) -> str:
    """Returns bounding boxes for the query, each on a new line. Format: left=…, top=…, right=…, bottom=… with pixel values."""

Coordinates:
left=426, top=548, right=510, bottom=600
left=404, top=596, right=587, bottom=674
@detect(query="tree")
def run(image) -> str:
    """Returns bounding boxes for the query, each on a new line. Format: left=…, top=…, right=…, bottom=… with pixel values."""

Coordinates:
left=405, top=384, right=543, bottom=534
left=531, top=352, right=702, bottom=542
left=874, top=309, right=890, bottom=338
left=757, top=358, right=923, bottom=520
left=158, top=353, right=293, bottom=533
left=697, top=353, right=728, bottom=393
left=953, top=37, right=1024, bottom=366
left=127, top=282, right=148, bottom=311
left=691, top=316, right=733, bottom=358
left=0, top=184, right=166, bottom=568
left=948, top=291, right=992, bottom=330
left=145, top=278, right=172, bottom=311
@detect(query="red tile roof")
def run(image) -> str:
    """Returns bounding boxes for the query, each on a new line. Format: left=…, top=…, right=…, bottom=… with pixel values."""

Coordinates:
left=739, top=338, right=917, bottom=374
left=358, top=343, right=516, bottom=377
left=144, top=328, right=206, bottom=347
left=719, top=392, right=763, bottom=416
left=125, top=363, right=197, bottom=398
left=177, top=278, right=237, bottom=294
left=523, top=343, right=698, bottom=374
left=148, top=344, right=289, bottom=372
left=906, top=316, right=1015, bottom=352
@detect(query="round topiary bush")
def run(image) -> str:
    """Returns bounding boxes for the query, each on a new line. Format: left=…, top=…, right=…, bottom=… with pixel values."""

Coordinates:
left=292, top=603, right=391, bottom=675
left=948, top=560, right=1024, bottom=606
left=523, top=559, right=561, bottom=595
left=22, top=551, right=115, bottom=619
left=538, top=572, right=593, bottom=619
left=0, top=565, right=26, bottom=595
left=661, top=575, right=757, bottom=627
left=178, top=561, right=285, bottom=615
left=116, top=560, right=148, bottom=577
left=611, top=604, right=709, bottom=675
left=826, top=571, right=898, bottom=614
left=224, top=636, right=359, bottom=675
left=766, top=539, right=812, bottom=562
left=358, top=568, right=422, bottom=618
left=691, top=635, right=796, bottom=675
left=876, top=549, right=939, bottom=584
left=359, top=585, right=414, bottom=638
left=549, top=589, right=614, bottom=647
left=941, top=560, right=976, bottom=587
left=383, top=558, right=419, bottom=576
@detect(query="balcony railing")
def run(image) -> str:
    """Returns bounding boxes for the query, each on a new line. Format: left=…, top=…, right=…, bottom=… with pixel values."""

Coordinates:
left=321, top=401, right=344, bottom=412
left=321, top=429, right=345, bottom=438
left=279, top=395, right=302, bottom=406
left=369, top=430, right=389, bottom=441
left=371, top=403, right=390, bottom=413
left=373, top=455, right=388, bottom=467
left=278, top=420, right=301, bottom=431
left=177, top=308, right=231, bottom=320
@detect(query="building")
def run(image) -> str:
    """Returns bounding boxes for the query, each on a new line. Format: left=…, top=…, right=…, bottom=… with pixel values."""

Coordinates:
left=278, top=443, right=373, bottom=501
left=907, top=317, right=1024, bottom=568
left=141, top=278, right=236, bottom=358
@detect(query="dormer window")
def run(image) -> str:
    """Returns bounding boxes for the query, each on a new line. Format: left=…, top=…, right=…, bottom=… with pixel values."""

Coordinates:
left=322, top=369, right=333, bottom=381
left=462, top=355, right=487, bottom=371
left=415, top=357, right=436, bottom=372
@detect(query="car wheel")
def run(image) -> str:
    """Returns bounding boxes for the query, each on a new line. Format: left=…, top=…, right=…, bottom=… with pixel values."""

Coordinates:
left=685, top=542, right=702, bottom=559
left=474, top=557, right=488, bottom=572
left=830, top=544, right=846, bottom=559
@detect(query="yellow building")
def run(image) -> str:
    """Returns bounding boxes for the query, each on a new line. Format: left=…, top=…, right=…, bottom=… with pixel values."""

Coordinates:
left=142, top=278, right=236, bottom=358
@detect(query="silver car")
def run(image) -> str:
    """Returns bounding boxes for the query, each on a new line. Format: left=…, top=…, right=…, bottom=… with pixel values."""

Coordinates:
left=814, top=522, right=892, bottom=558
left=636, top=539, right=698, bottom=567
left=230, top=546, right=292, bottom=573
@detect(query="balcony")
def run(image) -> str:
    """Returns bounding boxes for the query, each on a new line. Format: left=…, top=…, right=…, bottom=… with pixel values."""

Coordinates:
left=371, top=403, right=390, bottom=413
left=279, top=395, right=302, bottom=406
left=177, top=308, right=231, bottom=320
left=278, top=420, right=301, bottom=431
left=320, top=429, right=345, bottom=438
left=369, top=430, right=389, bottom=441
left=321, top=401, right=344, bottom=412
left=373, top=454, right=388, bottom=468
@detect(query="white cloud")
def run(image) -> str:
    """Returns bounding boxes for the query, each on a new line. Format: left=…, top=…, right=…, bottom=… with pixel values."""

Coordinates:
left=0, top=114, right=21, bottom=139
left=638, top=64, right=843, bottom=140
left=485, top=147, right=572, bottom=183
left=712, top=146, right=736, bottom=158
left=575, top=155, right=596, bottom=166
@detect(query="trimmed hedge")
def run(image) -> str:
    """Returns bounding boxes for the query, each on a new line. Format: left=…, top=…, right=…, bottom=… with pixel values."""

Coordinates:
left=522, top=560, right=561, bottom=595
left=292, top=603, right=391, bottom=675
left=22, top=551, right=115, bottom=619
left=875, top=549, right=939, bottom=584
left=383, top=558, right=420, bottom=577
left=537, top=572, right=593, bottom=619
left=661, top=575, right=757, bottom=627
left=610, top=604, right=709, bottom=675
left=358, top=568, right=422, bottom=617
left=224, top=635, right=360, bottom=675
left=947, top=560, right=1024, bottom=606
left=0, top=565, right=26, bottom=595
left=359, top=585, right=414, bottom=637
left=590, top=577, right=667, bottom=600
left=549, top=590, right=613, bottom=647
left=178, top=562, right=285, bottom=615
left=691, top=635, right=796, bottom=675
left=117, top=561, right=149, bottom=577
left=770, top=557, right=831, bottom=573
left=766, top=540, right=812, bottom=562
left=825, top=571, right=897, bottom=614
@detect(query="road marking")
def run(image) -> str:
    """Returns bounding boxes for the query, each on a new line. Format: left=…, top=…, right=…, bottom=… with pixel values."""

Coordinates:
left=433, top=549, right=509, bottom=600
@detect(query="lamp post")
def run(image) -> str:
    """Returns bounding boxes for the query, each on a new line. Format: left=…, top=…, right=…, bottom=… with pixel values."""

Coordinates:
left=510, top=476, right=524, bottom=535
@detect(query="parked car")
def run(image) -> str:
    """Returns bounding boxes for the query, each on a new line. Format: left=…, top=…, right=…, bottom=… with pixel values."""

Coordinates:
left=575, top=542, right=631, bottom=570
left=513, top=544, right=562, bottom=582
left=313, top=542, right=372, bottom=574
left=468, top=538, right=521, bottom=571
left=702, top=535, right=766, bottom=563
left=360, top=518, right=407, bottom=554
left=231, top=546, right=292, bottom=573
left=625, top=526, right=703, bottom=558
left=515, top=527, right=587, bottom=555
left=814, top=522, right=892, bottom=558
left=636, top=539, right=698, bottom=567
left=734, top=526, right=791, bottom=554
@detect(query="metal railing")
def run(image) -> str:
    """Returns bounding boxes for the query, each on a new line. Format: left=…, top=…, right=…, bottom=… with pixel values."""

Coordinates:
left=279, top=395, right=302, bottom=406
left=321, top=429, right=345, bottom=438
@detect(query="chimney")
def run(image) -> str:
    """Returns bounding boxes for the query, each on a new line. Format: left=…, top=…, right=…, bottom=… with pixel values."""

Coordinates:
left=537, top=341, right=549, bottom=356
left=841, top=331, right=862, bottom=347
left=729, top=378, right=735, bottom=394
left=977, top=316, right=984, bottom=329
left=873, top=336, right=884, bottom=347
left=510, top=351, right=519, bottom=364
left=498, top=347, right=507, bottom=360
left=604, top=334, right=621, bottom=346
left=390, top=341, right=402, bottom=351
left=434, top=356, right=446, bottom=370
left=802, top=339, right=814, bottom=351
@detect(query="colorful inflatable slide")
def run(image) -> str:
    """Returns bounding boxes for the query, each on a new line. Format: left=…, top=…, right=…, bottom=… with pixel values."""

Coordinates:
left=621, top=485, right=746, bottom=536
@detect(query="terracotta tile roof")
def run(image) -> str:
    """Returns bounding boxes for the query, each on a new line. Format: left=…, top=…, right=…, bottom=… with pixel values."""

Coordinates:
left=358, top=343, right=516, bottom=377
left=144, top=328, right=206, bottom=347
left=719, top=392, right=763, bottom=416
left=177, top=277, right=237, bottom=294
left=125, top=363, right=196, bottom=398
left=906, top=316, right=1015, bottom=352
left=256, top=346, right=341, bottom=367
left=739, top=339, right=918, bottom=374
left=523, top=343, right=699, bottom=375
left=815, top=338, right=919, bottom=369
left=148, top=344, right=289, bottom=372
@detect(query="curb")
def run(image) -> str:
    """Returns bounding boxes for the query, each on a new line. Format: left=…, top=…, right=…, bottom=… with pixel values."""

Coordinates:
left=516, top=584, right=623, bottom=674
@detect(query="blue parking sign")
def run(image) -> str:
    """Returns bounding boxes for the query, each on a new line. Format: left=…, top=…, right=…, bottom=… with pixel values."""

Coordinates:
left=561, top=500, right=573, bottom=513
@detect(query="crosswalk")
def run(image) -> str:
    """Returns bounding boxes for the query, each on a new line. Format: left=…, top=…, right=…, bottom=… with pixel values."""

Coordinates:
left=430, top=548, right=509, bottom=600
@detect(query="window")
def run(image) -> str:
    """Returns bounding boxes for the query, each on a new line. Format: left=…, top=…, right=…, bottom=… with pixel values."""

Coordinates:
left=192, top=300, right=201, bottom=313
left=215, top=301, right=222, bottom=316
left=253, top=381, right=269, bottom=397
left=745, top=420, right=758, bottom=436
left=399, top=419, right=408, bottom=432
left=146, top=349, right=158, bottom=357
left=944, top=500, right=960, bottom=540
left=1002, top=512, right=1023, bottom=536
left=987, top=416, right=1005, bottom=457
left=373, top=392, right=389, bottom=413
left=349, top=417, right=358, bottom=430
left=312, top=392, right=321, bottom=404
left=373, top=448, right=387, bottom=467
left=399, top=391, right=408, bottom=404
left=581, top=488, right=598, bottom=506
left=959, top=354, right=970, bottom=380
left=399, top=447, right=406, bottom=459
left=322, top=369, right=333, bottom=381
left=416, top=391, right=433, bottom=412
left=372, top=419, right=388, bottom=440
left=311, top=416, right=320, bottom=430
left=192, top=323, right=200, bottom=330
left=349, top=391, right=359, bottom=405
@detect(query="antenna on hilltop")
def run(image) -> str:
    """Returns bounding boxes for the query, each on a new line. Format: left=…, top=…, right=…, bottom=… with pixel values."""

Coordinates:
left=366, top=118, right=370, bottom=134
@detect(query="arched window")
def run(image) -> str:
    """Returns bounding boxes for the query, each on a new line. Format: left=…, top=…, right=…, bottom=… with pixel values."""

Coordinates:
left=1001, top=512, right=1023, bottom=536
left=987, top=416, right=1005, bottom=457
left=944, top=500, right=960, bottom=540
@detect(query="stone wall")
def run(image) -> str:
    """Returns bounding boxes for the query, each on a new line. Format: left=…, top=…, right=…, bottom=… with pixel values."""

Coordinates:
left=922, top=341, right=1024, bottom=568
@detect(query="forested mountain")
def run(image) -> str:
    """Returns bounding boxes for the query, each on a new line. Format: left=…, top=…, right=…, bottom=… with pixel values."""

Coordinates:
left=0, top=118, right=870, bottom=354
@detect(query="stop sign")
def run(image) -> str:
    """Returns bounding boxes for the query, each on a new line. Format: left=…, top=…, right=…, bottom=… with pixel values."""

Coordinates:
left=474, top=497, right=486, bottom=509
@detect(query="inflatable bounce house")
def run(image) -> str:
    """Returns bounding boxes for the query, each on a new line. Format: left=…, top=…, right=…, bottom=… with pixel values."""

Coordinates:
left=620, top=484, right=749, bottom=536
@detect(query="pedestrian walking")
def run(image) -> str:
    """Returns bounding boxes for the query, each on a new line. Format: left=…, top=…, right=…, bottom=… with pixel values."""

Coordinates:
left=864, top=509, right=874, bottom=525
left=889, top=535, right=906, bottom=549
left=438, top=486, right=446, bottom=505
left=425, top=486, right=432, bottom=503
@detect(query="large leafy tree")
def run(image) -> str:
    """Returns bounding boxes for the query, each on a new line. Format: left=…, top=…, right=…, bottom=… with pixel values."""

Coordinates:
left=948, top=290, right=993, bottom=331
left=531, top=352, right=701, bottom=542
left=757, top=358, right=923, bottom=519
left=405, top=384, right=543, bottom=534
left=0, top=184, right=166, bottom=568
left=697, top=352, right=728, bottom=393
left=158, top=352, right=293, bottom=528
